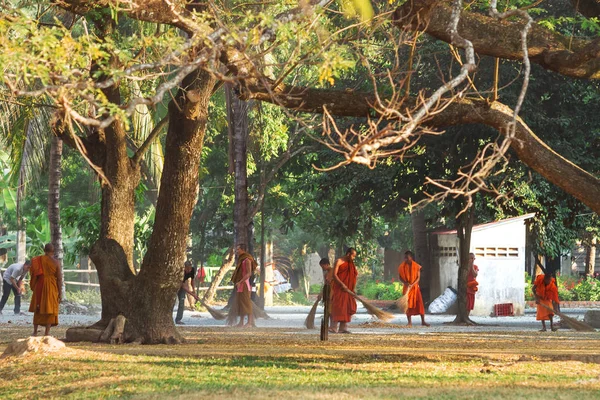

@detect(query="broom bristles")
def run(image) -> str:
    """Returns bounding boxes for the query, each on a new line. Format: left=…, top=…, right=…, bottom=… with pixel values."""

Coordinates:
left=305, top=297, right=320, bottom=329
left=197, top=299, right=227, bottom=320
left=252, top=301, right=270, bottom=319
left=396, top=295, right=408, bottom=313
left=204, top=303, right=227, bottom=320
left=352, top=293, right=394, bottom=322
left=539, top=303, right=595, bottom=332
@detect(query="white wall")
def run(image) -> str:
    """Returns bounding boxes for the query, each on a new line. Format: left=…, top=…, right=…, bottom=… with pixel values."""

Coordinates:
left=304, top=252, right=324, bottom=285
left=433, top=218, right=527, bottom=316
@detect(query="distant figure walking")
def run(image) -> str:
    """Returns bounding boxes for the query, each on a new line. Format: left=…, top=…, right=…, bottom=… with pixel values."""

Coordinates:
left=330, top=248, right=358, bottom=334
left=29, top=244, right=62, bottom=336
left=0, top=260, right=31, bottom=315
left=398, top=250, right=429, bottom=327
left=466, top=253, right=479, bottom=316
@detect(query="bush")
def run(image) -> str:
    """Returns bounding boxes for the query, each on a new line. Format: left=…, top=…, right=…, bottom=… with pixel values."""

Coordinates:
left=274, top=290, right=312, bottom=306
left=356, top=280, right=403, bottom=300
left=525, top=274, right=534, bottom=301
left=66, top=290, right=102, bottom=305
left=573, top=278, right=600, bottom=301
left=309, top=284, right=322, bottom=295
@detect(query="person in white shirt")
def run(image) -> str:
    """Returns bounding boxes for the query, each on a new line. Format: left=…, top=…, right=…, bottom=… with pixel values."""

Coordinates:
left=0, top=260, right=31, bottom=315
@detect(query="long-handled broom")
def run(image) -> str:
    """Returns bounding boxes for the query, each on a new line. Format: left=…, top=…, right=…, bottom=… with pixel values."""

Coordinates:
left=305, top=293, right=323, bottom=329
left=539, top=303, right=595, bottom=332
left=396, top=294, right=409, bottom=313
left=184, top=289, right=227, bottom=320
left=350, top=291, right=394, bottom=322
left=197, top=298, right=227, bottom=320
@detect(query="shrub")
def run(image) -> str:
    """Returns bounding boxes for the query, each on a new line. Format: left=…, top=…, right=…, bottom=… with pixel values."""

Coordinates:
left=356, top=280, right=403, bottom=300
left=573, top=278, right=600, bottom=301
left=274, top=290, right=311, bottom=306
left=309, top=284, right=322, bottom=295
left=66, top=290, right=102, bottom=305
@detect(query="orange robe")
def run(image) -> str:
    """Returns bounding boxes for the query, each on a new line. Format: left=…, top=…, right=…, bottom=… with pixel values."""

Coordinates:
left=534, top=275, right=559, bottom=321
left=466, top=265, right=479, bottom=311
left=331, top=260, right=358, bottom=323
left=399, top=261, right=425, bottom=316
left=29, top=255, right=60, bottom=326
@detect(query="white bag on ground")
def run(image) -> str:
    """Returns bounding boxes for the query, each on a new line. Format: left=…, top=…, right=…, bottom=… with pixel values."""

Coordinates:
left=428, top=287, right=458, bottom=314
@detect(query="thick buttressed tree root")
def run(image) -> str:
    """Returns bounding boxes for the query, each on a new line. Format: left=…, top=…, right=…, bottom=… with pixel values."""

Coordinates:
left=66, top=314, right=181, bottom=344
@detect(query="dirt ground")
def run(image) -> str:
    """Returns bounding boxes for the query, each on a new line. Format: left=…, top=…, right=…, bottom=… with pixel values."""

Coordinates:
left=1, top=322, right=599, bottom=399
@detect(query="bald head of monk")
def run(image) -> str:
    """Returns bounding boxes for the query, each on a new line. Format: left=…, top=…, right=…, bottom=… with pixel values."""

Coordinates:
left=404, top=250, right=414, bottom=263
left=44, top=243, right=54, bottom=255
left=346, top=248, right=357, bottom=261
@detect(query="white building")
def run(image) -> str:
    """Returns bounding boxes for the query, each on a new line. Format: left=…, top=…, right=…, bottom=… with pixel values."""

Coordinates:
left=429, top=213, right=535, bottom=316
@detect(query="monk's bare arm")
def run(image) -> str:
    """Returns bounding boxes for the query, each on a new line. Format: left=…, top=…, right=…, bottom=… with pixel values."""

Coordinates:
left=332, top=259, right=349, bottom=293
left=415, top=270, right=421, bottom=285
left=472, top=265, right=479, bottom=277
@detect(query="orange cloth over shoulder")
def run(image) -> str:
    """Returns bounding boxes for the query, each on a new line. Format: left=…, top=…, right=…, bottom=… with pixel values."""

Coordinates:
left=331, top=259, right=358, bottom=323
left=29, top=255, right=60, bottom=326
left=533, top=274, right=559, bottom=321
left=398, top=261, right=425, bottom=316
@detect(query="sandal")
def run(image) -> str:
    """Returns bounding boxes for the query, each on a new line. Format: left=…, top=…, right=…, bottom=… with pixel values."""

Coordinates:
left=339, top=330, right=352, bottom=334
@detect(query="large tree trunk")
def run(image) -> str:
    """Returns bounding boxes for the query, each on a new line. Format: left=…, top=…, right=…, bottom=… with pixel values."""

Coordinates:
left=203, top=247, right=235, bottom=303
left=81, top=69, right=215, bottom=343
left=126, top=69, right=217, bottom=343
left=88, top=82, right=140, bottom=327
left=586, top=236, right=597, bottom=277
left=226, top=84, right=250, bottom=250
left=411, top=209, right=430, bottom=302
left=453, top=203, right=475, bottom=324
left=48, top=136, right=65, bottom=295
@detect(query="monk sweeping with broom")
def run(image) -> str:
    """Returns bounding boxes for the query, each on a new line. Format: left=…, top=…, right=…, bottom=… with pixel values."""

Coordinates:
left=330, top=248, right=359, bottom=334
left=534, top=272, right=559, bottom=332
left=398, top=250, right=430, bottom=327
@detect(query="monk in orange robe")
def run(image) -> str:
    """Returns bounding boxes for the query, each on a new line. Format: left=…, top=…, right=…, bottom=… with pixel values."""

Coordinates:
left=230, top=244, right=256, bottom=328
left=398, top=250, right=429, bottom=327
left=534, top=272, right=559, bottom=332
left=331, top=248, right=358, bottom=334
left=466, top=253, right=479, bottom=316
left=29, top=243, right=62, bottom=336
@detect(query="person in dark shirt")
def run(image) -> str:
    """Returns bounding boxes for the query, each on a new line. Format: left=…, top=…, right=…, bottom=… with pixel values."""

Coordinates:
left=175, top=261, right=196, bottom=325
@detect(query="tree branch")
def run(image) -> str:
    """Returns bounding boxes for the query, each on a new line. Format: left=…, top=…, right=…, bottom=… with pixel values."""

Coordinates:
left=394, top=0, right=600, bottom=79
left=132, top=115, right=169, bottom=164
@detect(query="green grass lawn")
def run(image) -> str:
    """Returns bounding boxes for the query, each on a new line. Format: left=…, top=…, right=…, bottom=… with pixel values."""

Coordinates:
left=1, top=326, right=599, bottom=399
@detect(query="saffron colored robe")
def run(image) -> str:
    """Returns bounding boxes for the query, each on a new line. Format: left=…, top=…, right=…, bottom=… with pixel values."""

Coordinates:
left=399, top=261, right=425, bottom=316
left=232, top=253, right=255, bottom=316
left=534, top=275, right=559, bottom=321
left=466, top=265, right=479, bottom=311
left=29, top=255, right=59, bottom=326
left=331, top=260, right=358, bottom=323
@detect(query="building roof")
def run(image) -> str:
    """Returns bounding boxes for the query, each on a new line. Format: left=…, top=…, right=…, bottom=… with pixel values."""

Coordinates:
left=431, top=213, right=536, bottom=235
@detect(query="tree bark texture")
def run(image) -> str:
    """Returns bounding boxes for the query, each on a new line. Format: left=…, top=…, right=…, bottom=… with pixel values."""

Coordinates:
left=226, top=84, right=251, bottom=250
left=128, top=69, right=216, bottom=343
left=47, top=135, right=64, bottom=294
left=453, top=204, right=475, bottom=324
left=394, top=0, right=600, bottom=79
left=586, top=236, right=597, bottom=276
left=411, top=209, right=430, bottom=302
left=81, top=68, right=215, bottom=343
